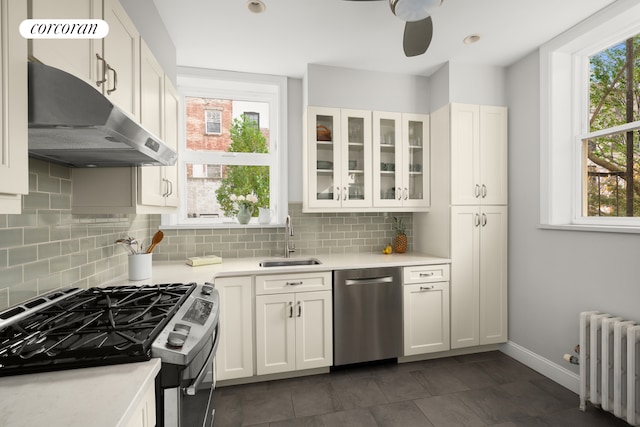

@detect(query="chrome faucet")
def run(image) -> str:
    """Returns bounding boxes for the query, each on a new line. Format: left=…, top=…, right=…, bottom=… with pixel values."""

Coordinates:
left=284, top=215, right=295, bottom=258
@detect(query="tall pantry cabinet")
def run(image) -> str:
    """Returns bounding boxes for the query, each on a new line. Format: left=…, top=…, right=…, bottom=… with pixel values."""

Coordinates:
left=416, top=103, right=508, bottom=350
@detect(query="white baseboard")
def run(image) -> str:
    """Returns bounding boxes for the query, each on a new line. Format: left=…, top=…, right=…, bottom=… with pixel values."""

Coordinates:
left=500, top=341, right=579, bottom=394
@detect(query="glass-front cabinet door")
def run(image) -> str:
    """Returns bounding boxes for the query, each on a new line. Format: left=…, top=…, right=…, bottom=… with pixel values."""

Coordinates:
left=373, top=111, right=403, bottom=208
left=373, top=111, right=429, bottom=209
left=340, top=109, right=371, bottom=208
left=401, top=113, right=429, bottom=208
left=307, top=107, right=341, bottom=209
left=306, top=107, right=371, bottom=210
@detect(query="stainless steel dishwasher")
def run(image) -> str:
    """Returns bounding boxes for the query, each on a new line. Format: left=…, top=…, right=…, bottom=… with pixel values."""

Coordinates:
left=333, top=267, right=403, bottom=366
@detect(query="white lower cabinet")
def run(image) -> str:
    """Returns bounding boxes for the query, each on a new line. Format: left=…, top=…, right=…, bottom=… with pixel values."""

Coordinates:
left=402, top=265, right=450, bottom=356
left=214, top=276, right=254, bottom=381
left=450, top=205, right=508, bottom=349
left=124, top=378, right=156, bottom=427
left=255, top=272, right=332, bottom=376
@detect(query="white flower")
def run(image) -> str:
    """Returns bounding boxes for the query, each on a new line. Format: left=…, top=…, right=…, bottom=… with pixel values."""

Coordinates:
left=230, top=194, right=237, bottom=201
left=246, top=193, right=258, bottom=203
left=237, top=195, right=246, bottom=201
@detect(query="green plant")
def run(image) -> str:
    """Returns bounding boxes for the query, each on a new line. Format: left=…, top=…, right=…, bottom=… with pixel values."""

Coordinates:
left=217, top=114, right=270, bottom=217
left=392, top=216, right=406, bottom=234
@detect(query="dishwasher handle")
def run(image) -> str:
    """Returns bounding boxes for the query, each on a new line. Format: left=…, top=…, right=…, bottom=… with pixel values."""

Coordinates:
left=344, top=276, right=394, bottom=286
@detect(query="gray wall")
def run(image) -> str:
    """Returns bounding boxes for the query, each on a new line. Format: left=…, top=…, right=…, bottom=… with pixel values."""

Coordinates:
left=305, top=64, right=429, bottom=113
left=506, top=50, right=640, bottom=376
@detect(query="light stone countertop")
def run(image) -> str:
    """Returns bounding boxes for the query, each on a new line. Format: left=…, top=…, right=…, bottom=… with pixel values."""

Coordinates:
left=108, top=252, right=451, bottom=286
left=0, top=358, right=161, bottom=427
left=0, top=253, right=448, bottom=425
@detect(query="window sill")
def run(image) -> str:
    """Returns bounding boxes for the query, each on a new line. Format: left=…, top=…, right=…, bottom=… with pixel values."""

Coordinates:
left=538, top=223, right=640, bottom=234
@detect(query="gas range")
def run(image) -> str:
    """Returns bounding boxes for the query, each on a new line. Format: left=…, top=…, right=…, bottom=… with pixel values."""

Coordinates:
left=0, top=282, right=215, bottom=376
left=0, top=282, right=221, bottom=426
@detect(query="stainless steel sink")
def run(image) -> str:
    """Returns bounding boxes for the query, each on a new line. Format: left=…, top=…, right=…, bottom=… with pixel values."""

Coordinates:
left=259, top=258, right=322, bottom=267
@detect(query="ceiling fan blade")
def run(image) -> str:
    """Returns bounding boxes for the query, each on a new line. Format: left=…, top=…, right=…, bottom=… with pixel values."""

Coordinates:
left=403, top=15, right=433, bottom=57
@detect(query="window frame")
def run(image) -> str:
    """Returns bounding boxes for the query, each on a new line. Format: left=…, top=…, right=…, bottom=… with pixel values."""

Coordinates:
left=204, top=109, right=222, bottom=135
left=161, top=67, right=288, bottom=228
left=540, top=0, right=640, bottom=231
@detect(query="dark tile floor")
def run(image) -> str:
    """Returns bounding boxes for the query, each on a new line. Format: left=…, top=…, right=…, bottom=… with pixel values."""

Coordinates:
left=212, top=351, right=630, bottom=426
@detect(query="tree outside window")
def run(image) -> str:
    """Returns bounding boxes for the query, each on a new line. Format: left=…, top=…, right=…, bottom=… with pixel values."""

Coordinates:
left=585, top=34, right=640, bottom=217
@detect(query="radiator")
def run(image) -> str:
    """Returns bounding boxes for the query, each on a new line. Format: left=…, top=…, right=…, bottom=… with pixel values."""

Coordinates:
left=579, top=311, right=640, bottom=426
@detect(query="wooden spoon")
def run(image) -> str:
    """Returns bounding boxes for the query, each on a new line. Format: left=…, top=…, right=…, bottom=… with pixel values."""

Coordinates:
left=146, top=230, right=164, bottom=254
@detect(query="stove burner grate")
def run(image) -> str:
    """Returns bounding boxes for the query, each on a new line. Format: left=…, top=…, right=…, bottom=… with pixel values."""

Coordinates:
left=0, top=283, right=196, bottom=376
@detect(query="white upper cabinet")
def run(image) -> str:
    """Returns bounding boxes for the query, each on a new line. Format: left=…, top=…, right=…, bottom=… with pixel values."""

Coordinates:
left=28, top=0, right=102, bottom=88
left=0, top=0, right=28, bottom=214
left=450, top=104, right=507, bottom=205
left=373, top=111, right=429, bottom=209
left=305, top=107, right=372, bottom=210
left=101, top=0, right=140, bottom=120
left=138, top=40, right=179, bottom=209
left=305, top=106, right=429, bottom=213
left=29, top=0, right=140, bottom=120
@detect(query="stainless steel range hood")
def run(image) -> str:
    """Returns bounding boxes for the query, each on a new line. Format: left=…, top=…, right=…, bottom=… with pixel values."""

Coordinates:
left=28, top=62, right=178, bottom=168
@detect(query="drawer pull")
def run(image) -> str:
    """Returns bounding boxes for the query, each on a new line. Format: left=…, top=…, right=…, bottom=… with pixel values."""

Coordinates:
left=286, top=281, right=303, bottom=286
left=419, top=286, right=434, bottom=291
left=419, top=272, right=435, bottom=277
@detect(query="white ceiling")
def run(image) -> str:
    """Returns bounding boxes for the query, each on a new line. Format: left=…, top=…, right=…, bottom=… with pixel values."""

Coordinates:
left=152, top=0, right=615, bottom=79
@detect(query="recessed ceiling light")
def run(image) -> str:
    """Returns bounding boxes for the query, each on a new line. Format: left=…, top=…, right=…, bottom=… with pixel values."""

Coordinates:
left=463, top=34, right=481, bottom=45
left=247, top=0, right=266, bottom=14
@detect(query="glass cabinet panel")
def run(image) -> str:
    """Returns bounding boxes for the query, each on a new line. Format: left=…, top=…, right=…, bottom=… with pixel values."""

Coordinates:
left=373, top=111, right=402, bottom=207
left=315, top=114, right=336, bottom=201
left=341, top=109, right=371, bottom=207
left=402, top=113, right=429, bottom=208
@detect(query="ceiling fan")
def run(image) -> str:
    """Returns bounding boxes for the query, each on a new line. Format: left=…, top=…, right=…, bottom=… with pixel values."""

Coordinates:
left=345, top=0, right=444, bottom=57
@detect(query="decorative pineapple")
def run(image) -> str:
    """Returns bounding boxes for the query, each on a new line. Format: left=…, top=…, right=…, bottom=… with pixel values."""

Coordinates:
left=392, top=216, right=407, bottom=254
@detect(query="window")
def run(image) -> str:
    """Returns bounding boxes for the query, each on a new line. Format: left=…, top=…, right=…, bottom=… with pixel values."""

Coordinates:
left=244, top=111, right=260, bottom=128
left=205, top=109, right=222, bottom=134
left=162, top=68, right=288, bottom=227
left=540, top=0, right=640, bottom=230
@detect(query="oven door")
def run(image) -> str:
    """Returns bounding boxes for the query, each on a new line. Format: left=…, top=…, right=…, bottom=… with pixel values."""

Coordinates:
left=164, top=323, right=219, bottom=427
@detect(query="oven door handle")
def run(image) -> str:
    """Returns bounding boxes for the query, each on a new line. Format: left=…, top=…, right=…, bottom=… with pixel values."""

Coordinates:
left=184, top=323, right=220, bottom=396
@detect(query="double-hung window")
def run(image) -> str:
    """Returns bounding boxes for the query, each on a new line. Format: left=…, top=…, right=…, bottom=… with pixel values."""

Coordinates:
left=541, top=0, right=640, bottom=230
left=162, top=68, right=288, bottom=227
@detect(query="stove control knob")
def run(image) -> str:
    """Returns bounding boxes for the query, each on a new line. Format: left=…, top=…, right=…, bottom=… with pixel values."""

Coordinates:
left=201, top=285, right=213, bottom=296
left=167, top=330, right=188, bottom=349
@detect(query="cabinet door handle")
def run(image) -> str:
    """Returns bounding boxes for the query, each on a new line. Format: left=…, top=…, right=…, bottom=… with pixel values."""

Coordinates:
left=106, top=64, right=117, bottom=94
left=482, top=213, right=487, bottom=227
left=419, top=272, right=434, bottom=277
left=475, top=184, right=480, bottom=198
left=475, top=213, right=480, bottom=227
left=162, top=178, right=169, bottom=197
left=335, top=186, right=340, bottom=201
left=286, top=281, right=303, bottom=286
left=297, top=301, right=302, bottom=317
left=419, top=285, right=434, bottom=291
left=167, top=179, right=173, bottom=197
left=397, top=187, right=402, bottom=200
left=404, top=187, right=408, bottom=200
left=96, top=54, right=107, bottom=87
left=288, top=302, right=293, bottom=318
left=343, top=186, right=347, bottom=201
left=481, top=184, right=487, bottom=198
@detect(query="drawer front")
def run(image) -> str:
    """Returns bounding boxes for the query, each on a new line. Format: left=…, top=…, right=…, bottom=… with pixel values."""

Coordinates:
left=404, top=264, right=450, bottom=284
left=255, top=271, right=332, bottom=295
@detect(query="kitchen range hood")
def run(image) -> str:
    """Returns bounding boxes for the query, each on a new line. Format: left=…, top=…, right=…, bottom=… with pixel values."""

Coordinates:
left=28, top=62, right=177, bottom=168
